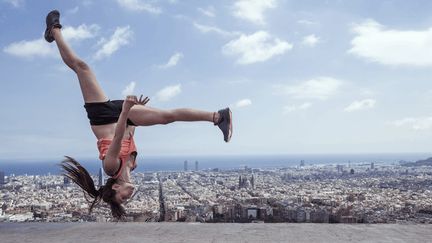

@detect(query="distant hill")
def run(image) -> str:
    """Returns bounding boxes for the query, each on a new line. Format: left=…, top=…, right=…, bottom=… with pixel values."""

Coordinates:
left=401, top=157, right=432, bottom=166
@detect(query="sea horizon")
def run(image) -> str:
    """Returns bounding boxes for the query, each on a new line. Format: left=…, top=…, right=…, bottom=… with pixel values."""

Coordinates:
left=1, top=152, right=431, bottom=176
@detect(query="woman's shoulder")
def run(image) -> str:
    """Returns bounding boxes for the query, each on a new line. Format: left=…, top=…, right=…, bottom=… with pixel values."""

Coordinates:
left=103, top=162, right=119, bottom=177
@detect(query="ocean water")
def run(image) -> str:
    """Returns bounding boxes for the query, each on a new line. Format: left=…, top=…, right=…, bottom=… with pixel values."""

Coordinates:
left=0, top=153, right=431, bottom=176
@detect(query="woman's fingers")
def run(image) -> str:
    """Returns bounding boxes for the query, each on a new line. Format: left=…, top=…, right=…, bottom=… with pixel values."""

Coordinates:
left=137, top=95, right=150, bottom=105
left=143, top=97, right=150, bottom=105
left=126, top=95, right=136, bottom=102
left=126, top=94, right=150, bottom=106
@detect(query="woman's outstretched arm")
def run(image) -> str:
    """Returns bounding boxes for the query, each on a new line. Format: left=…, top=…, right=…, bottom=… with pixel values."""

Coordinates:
left=104, top=95, right=149, bottom=169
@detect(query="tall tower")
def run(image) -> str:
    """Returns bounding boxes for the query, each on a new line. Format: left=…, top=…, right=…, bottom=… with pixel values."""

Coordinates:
left=0, top=171, right=4, bottom=185
left=184, top=160, right=188, bottom=172
left=63, top=176, right=70, bottom=185
left=195, top=161, right=199, bottom=171
left=98, top=167, right=104, bottom=187
left=300, top=160, right=305, bottom=167
left=371, top=162, right=375, bottom=170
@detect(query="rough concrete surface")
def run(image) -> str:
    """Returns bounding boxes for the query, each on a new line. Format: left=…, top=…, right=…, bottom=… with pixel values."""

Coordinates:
left=1, top=223, right=431, bottom=243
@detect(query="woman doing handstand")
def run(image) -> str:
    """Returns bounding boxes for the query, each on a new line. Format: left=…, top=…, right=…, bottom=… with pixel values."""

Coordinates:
left=44, top=10, right=232, bottom=219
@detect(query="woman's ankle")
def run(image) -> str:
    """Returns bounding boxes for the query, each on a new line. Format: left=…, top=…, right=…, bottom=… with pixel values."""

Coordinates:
left=213, top=112, right=221, bottom=125
left=51, top=27, right=61, bottom=37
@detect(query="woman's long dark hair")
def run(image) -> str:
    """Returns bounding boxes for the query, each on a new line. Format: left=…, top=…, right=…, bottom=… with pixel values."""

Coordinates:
left=60, top=156, right=126, bottom=219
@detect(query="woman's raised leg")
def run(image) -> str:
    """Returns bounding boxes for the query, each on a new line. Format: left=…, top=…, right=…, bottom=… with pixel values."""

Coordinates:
left=128, top=106, right=233, bottom=142
left=128, top=106, right=216, bottom=125
left=51, top=27, right=107, bottom=103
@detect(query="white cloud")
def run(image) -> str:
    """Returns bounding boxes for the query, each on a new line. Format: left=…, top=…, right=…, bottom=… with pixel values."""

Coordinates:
left=302, top=34, right=320, bottom=47
left=157, top=52, right=183, bottom=69
left=360, top=89, right=377, bottom=96
left=3, top=39, right=55, bottom=59
left=62, top=24, right=100, bottom=42
left=222, top=31, right=292, bottom=64
left=198, top=6, right=215, bottom=17
left=122, top=81, right=136, bottom=96
left=235, top=99, right=252, bottom=108
left=344, top=99, right=376, bottom=112
left=82, top=0, right=93, bottom=7
left=3, top=0, right=24, bottom=8
left=283, top=102, right=311, bottom=113
left=232, top=0, right=276, bottom=25
left=275, top=77, right=343, bottom=100
left=193, top=23, right=239, bottom=37
left=155, top=84, right=182, bottom=102
left=349, top=19, right=432, bottom=67
left=116, top=0, right=161, bottom=14
left=391, top=117, right=432, bottom=130
left=94, top=26, right=133, bottom=60
left=297, top=19, right=318, bottom=26
left=4, top=24, right=99, bottom=59
left=66, top=6, right=80, bottom=14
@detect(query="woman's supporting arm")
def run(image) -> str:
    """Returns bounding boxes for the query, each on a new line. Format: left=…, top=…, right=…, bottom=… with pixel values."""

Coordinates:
left=104, top=95, right=149, bottom=167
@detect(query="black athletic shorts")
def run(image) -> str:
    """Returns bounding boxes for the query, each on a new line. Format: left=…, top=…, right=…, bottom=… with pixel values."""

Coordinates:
left=84, top=100, right=136, bottom=126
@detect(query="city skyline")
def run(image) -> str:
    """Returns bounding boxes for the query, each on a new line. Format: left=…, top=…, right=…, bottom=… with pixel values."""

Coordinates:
left=2, top=162, right=432, bottom=223
left=2, top=0, right=432, bottom=160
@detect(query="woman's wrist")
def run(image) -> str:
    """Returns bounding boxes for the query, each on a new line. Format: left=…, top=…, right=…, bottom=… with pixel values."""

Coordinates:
left=122, top=104, right=133, bottom=112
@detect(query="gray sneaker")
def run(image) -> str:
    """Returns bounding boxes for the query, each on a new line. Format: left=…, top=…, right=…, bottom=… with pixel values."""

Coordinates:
left=44, top=10, right=62, bottom=43
left=215, top=108, right=233, bottom=142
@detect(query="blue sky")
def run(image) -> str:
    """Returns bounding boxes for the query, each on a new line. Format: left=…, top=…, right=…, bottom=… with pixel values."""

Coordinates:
left=2, top=0, right=432, bottom=160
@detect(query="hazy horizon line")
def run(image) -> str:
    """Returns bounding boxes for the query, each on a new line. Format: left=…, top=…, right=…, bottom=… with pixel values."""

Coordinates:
left=1, top=151, right=431, bottom=162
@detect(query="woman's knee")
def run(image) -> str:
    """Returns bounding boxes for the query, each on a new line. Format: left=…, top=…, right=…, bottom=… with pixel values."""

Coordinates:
left=72, top=59, right=90, bottom=72
left=161, top=111, right=176, bottom=125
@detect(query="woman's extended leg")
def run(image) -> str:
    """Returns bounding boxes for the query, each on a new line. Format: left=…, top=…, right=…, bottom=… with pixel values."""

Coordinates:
left=51, top=27, right=107, bottom=103
left=128, top=106, right=233, bottom=142
left=128, top=106, right=216, bottom=125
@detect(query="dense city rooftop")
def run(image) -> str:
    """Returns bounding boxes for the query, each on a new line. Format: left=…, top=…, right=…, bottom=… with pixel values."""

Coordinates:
left=1, top=162, right=432, bottom=223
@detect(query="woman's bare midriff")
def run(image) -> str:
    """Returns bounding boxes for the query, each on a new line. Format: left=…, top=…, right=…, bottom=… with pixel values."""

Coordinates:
left=92, top=123, right=137, bottom=175
left=90, top=123, right=135, bottom=140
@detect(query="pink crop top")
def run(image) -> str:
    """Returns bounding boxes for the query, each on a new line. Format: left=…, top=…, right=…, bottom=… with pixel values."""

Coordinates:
left=97, top=137, right=137, bottom=179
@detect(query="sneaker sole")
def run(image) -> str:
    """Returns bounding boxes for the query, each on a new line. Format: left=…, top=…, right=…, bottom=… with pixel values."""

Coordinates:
left=227, top=108, right=233, bottom=142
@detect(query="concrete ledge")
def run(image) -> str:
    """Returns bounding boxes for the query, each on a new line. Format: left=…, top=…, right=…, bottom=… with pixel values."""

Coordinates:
left=1, top=223, right=432, bottom=243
